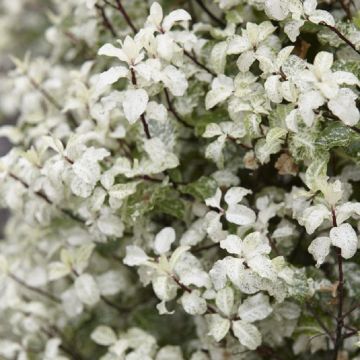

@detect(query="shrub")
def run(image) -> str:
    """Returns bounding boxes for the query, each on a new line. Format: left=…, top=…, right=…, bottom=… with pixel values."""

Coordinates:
left=0, top=0, right=360, bottom=359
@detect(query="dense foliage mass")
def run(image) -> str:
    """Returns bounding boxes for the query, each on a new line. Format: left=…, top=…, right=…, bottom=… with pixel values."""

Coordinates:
left=0, top=0, right=360, bottom=359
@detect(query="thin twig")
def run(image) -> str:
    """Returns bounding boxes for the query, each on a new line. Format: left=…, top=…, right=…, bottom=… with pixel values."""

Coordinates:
left=130, top=68, right=151, bottom=139
left=341, top=303, right=360, bottom=319
left=172, top=275, right=217, bottom=314
left=41, top=327, right=85, bottom=360
left=100, top=295, right=130, bottom=313
left=331, top=207, right=345, bottom=360
left=9, top=172, right=84, bottom=224
left=267, top=235, right=280, bottom=256
left=27, top=75, right=78, bottom=128
left=140, top=114, right=151, bottom=139
left=114, top=0, right=138, bottom=34
left=28, top=76, right=62, bottom=111
left=191, top=242, right=218, bottom=253
left=9, top=273, right=60, bottom=304
left=343, top=329, right=358, bottom=339
left=72, top=270, right=128, bottom=315
left=183, top=49, right=216, bottom=76
left=319, top=21, right=360, bottom=55
left=192, top=0, right=225, bottom=27
left=95, top=4, right=117, bottom=37
left=338, top=0, right=352, bottom=20
left=307, top=303, right=335, bottom=342
left=163, top=88, right=192, bottom=128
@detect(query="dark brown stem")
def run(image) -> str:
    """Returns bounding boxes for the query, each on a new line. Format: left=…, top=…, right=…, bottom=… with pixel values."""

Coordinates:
left=227, top=136, right=253, bottom=149
left=172, top=275, right=217, bottom=314
left=9, top=172, right=84, bottom=224
left=72, top=270, right=128, bottom=314
left=331, top=207, right=345, bottom=360
left=319, top=21, right=360, bottom=55
left=130, top=68, right=151, bottom=139
left=343, top=328, right=358, bottom=339
left=172, top=275, right=192, bottom=293
left=140, top=114, right=151, bottom=139
left=100, top=295, right=130, bottom=313
left=117, top=139, right=132, bottom=158
left=137, top=175, right=163, bottom=183
left=95, top=4, right=117, bottom=37
left=307, top=303, right=335, bottom=342
left=191, top=242, right=218, bottom=253
left=28, top=76, right=62, bottom=111
left=183, top=49, right=216, bottom=76
left=164, top=88, right=192, bottom=128
left=256, top=345, right=284, bottom=360
left=41, top=327, right=85, bottom=360
left=267, top=235, right=280, bottom=256
left=322, top=111, right=360, bottom=134
left=27, top=75, right=78, bottom=128
left=130, top=67, right=137, bottom=85
left=114, top=0, right=138, bottom=34
left=9, top=273, right=60, bottom=304
left=338, top=0, right=352, bottom=20
left=192, top=0, right=225, bottom=27
left=340, top=324, right=358, bottom=340
left=9, top=172, right=52, bottom=205
left=341, top=303, right=360, bottom=319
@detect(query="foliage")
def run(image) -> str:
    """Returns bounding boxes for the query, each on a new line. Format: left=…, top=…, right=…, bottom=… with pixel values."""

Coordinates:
left=0, top=0, right=360, bottom=359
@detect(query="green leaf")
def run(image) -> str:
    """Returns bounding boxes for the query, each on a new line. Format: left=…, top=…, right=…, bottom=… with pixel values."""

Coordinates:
left=243, top=113, right=262, bottom=138
left=268, top=104, right=294, bottom=129
left=287, top=269, right=313, bottom=303
left=354, top=11, right=360, bottom=29
left=347, top=138, right=360, bottom=158
left=187, top=108, right=229, bottom=136
left=226, top=6, right=244, bottom=24
left=210, top=41, right=227, bottom=74
left=304, top=158, right=329, bottom=191
left=152, top=187, right=186, bottom=220
left=333, top=60, right=360, bottom=79
left=179, top=176, right=218, bottom=201
left=123, top=183, right=157, bottom=222
left=288, top=125, right=321, bottom=161
left=316, top=122, right=355, bottom=149
left=295, top=315, right=328, bottom=337
left=255, top=127, right=287, bottom=164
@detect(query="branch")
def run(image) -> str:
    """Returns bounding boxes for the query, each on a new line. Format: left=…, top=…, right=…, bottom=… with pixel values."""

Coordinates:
left=341, top=303, right=360, bottom=319
left=130, top=68, right=151, bottom=139
left=192, top=0, right=225, bottom=27
left=41, top=327, right=86, bottom=360
left=27, top=75, right=78, bottom=129
left=319, top=21, right=360, bottom=55
left=191, top=242, right=218, bottom=253
left=95, top=4, right=117, bottom=37
left=100, top=295, right=131, bottom=313
left=267, top=235, right=280, bottom=256
left=9, top=273, right=60, bottom=304
left=8, top=172, right=84, bottom=224
left=322, top=110, right=360, bottom=135
left=183, top=49, right=216, bottom=76
left=343, top=329, right=358, bottom=339
left=113, top=0, right=138, bottom=34
left=27, top=76, right=62, bottom=111
left=331, top=207, right=345, bottom=360
left=307, top=303, right=335, bottom=343
left=164, top=88, right=192, bottom=128
left=338, top=0, right=352, bottom=20
left=172, top=275, right=217, bottom=314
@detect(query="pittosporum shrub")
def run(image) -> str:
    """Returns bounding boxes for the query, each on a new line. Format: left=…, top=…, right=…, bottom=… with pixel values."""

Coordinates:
left=0, top=0, right=360, bottom=359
